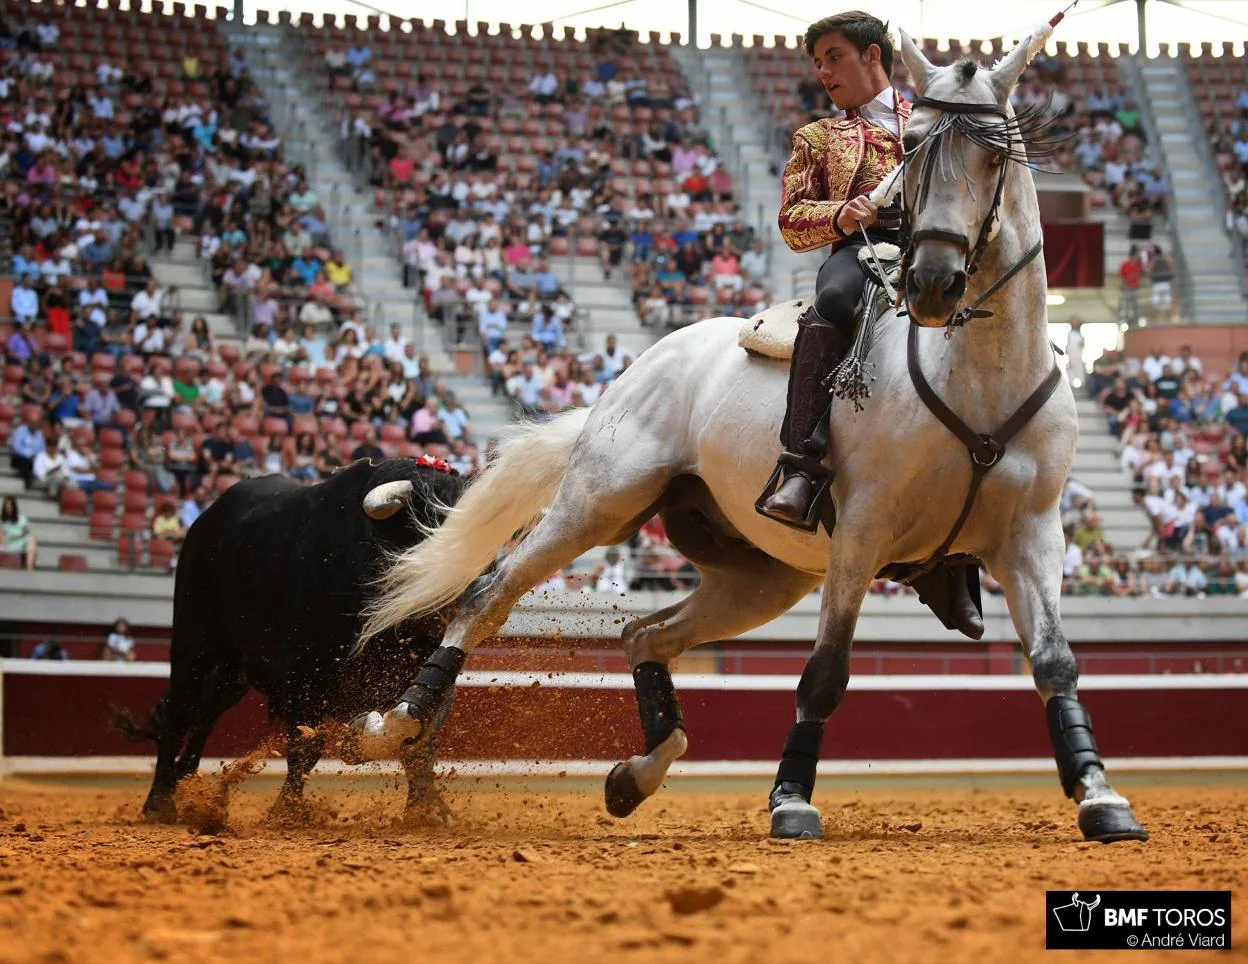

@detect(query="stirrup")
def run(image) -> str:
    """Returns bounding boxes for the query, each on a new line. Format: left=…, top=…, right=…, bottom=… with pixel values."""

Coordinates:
left=754, top=463, right=833, bottom=534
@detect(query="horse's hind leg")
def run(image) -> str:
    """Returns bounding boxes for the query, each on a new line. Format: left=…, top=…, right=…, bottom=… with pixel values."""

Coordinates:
left=350, top=462, right=676, bottom=759
left=605, top=557, right=819, bottom=818
left=984, top=513, right=1147, bottom=843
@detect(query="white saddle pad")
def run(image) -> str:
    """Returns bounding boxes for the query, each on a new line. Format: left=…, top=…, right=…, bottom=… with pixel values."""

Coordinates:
left=739, top=245, right=903, bottom=361
left=738, top=297, right=811, bottom=360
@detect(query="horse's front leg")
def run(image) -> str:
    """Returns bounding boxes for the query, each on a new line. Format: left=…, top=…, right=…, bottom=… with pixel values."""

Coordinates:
left=769, top=524, right=877, bottom=839
left=985, top=512, right=1148, bottom=843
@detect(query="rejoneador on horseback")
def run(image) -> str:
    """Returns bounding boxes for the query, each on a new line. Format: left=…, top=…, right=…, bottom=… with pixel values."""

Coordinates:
left=342, top=7, right=1148, bottom=845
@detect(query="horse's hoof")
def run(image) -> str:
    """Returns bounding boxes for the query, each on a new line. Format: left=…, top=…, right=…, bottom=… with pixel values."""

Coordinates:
left=142, top=801, right=177, bottom=825
left=340, top=707, right=423, bottom=764
left=1078, top=802, right=1149, bottom=843
left=770, top=799, right=823, bottom=839
left=402, top=798, right=454, bottom=830
left=604, top=761, right=647, bottom=818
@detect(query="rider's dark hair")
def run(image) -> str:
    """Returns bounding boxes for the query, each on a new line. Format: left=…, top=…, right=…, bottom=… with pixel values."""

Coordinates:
left=803, top=11, right=894, bottom=77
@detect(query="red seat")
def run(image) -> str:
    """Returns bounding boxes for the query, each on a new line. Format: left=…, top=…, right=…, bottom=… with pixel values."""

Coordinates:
left=45, top=333, right=69, bottom=357
left=121, top=355, right=144, bottom=376
left=0, top=552, right=22, bottom=570
left=114, top=409, right=137, bottom=430
left=99, top=448, right=126, bottom=469
left=58, top=554, right=89, bottom=572
left=153, top=493, right=180, bottom=515
left=99, top=427, right=125, bottom=449
left=91, top=353, right=116, bottom=371
left=148, top=538, right=176, bottom=569
left=235, top=415, right=259, bottom=435
left=399, top=442, right=424, bottom=459
left=122, top=470, right=150, bottom=493
left=60, top=488, right=88, bottom=516
left=380, top=423, right=406, bottom=442
left=350, top=420, right=373, bottom=441
left=262, top=416, right=289, bottom=437
left=218, top=343, right=240, bottom=364
left=292, top=415, right=318, bottom=436
left=119, top=512, right=146, bottom=536
left=93, top=490, right=118, bottom=514
left=88, top=511, right=115, bottom=540
left=171, top=411, right=199, bottom=431
left=320, top=417, right=348, bottom=439
left=123, top=490, right=149, bottom=514
left=96, top=468, right=120, bottom=487
left=117, top=533, right=141, bottom=569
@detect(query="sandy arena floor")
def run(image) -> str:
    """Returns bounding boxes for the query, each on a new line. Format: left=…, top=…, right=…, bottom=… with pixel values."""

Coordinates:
left=0, top=773, right=1243, bottom=963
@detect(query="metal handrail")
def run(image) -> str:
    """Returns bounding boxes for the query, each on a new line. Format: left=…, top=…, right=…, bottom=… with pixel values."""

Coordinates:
left=1167, top=53, right=1248, bottom=300
left=1127, top=53, right=1198, bottom=322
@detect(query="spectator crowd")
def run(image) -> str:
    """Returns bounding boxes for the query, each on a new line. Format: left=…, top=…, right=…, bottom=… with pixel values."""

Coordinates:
left=1064, top=342, right=1248, bottom=597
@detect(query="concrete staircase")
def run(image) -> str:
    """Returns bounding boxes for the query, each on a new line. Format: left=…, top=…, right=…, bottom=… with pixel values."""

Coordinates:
left=1072, top=393, right=1152, bottom=550
left=669, top=45, right=822, bottom=300
left=1139, top=58, right=1248, bottom=323
left=239, top=33, right=440, bottom=352
left=148, top=238, right=240, bottom=345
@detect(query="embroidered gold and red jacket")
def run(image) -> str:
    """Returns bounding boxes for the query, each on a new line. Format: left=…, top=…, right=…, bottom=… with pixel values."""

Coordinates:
left=777, top=92, right=912, bottom=254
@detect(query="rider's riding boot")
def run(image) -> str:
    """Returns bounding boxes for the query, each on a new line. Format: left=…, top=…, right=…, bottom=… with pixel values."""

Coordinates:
left=911, top=563, right=985, bottom=640
left=756, top=307, right=853, bottom=531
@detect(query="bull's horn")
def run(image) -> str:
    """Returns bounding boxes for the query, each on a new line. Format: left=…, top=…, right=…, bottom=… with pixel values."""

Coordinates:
left=363, top=480, right=414, bottom=520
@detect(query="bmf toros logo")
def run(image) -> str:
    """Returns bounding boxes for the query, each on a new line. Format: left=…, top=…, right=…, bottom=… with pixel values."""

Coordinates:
left=1046, top=891, right=1231, bottom=950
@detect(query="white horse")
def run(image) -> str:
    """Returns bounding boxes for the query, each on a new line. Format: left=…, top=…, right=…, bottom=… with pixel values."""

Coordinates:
left=346, top=30, right=1147, bottom=843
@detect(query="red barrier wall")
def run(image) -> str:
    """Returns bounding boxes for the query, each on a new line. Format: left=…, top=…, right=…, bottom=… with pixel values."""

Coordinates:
left=4, top=665, right=1246, bottom=764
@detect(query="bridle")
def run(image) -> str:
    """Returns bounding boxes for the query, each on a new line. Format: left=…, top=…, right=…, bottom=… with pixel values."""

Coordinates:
left=879, top=93, right=1063, bottom=585
left=899, top=95, right=1045, bottom=329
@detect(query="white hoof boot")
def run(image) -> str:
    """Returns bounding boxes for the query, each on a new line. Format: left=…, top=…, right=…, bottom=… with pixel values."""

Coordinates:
left=770, top=797, right=824, bottom=839
left=340, top=706, right=424, bottom=764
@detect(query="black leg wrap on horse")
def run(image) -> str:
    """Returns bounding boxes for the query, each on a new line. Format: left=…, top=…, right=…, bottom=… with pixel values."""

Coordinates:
left=770, top=720, right=825, bottom=805
left=633, top=662, right=686, bottom=753
left=401, top=645, right=467, bottom=725
left=1047, top=695, right=1103, bottom=798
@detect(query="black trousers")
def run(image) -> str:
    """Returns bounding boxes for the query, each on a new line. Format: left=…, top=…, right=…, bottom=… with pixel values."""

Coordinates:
left=812, top=231, right=898, bottom=333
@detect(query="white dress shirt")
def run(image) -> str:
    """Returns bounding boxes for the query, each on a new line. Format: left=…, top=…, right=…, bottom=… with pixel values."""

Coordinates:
left=860, top=86, right=900, bottom=137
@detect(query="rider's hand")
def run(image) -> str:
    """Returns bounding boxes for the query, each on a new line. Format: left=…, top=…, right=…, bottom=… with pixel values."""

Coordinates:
left=836, top=196, right=879, bottom=236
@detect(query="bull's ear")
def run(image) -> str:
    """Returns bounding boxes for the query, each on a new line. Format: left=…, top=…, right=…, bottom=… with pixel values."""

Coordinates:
left=898, top=29, right=938, bottom=97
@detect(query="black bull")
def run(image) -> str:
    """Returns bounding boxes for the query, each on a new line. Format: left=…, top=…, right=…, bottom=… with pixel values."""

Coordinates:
left=116, top=458, right=466, bottom=823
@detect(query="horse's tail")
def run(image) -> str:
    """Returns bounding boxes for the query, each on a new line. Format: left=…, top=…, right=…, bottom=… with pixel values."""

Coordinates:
left=111, top=694, right=169, bottom=743
left=357, top=407, right=590, bottom=648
